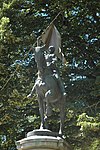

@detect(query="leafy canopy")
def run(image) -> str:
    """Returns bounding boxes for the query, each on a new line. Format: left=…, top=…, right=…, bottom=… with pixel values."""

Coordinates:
left=0, top=0, right=100, bottom=150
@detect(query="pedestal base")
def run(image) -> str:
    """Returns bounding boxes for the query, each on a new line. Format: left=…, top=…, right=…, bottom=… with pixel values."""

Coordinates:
left=16, top=129, right=71, bottom=150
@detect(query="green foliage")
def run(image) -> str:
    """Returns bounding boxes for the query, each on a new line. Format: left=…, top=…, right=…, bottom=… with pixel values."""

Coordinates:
left=91, top=75, right=100, bottom=98
left=89, top=139, right=100, bottom=150
left=77, top=113, right=100, bottom=133
left=0, top=0, right=100, bottom=150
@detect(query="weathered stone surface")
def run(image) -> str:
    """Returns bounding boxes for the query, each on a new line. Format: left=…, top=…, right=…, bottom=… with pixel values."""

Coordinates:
left=27, top=129, right=62, bottom=137
left=16, top=130, right=71, bottom=150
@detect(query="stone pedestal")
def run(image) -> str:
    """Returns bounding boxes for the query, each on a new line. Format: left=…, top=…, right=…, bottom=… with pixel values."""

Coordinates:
left=16, top=129, right=71, bottom=150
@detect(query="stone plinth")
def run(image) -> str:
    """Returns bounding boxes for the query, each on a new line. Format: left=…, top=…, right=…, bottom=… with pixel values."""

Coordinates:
left=16, top=129, right=71, bottom=150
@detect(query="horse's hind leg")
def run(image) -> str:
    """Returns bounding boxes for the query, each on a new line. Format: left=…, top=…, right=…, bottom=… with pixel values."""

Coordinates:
left=38, top=96, right=45, bottom=129
left=59, top=98, right=66, bottom=135
left=45, top=91, right=53, bottom=117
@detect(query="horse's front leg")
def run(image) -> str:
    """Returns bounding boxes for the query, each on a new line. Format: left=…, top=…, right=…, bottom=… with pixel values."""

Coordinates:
left=38, top=96, right=45, bottom=129
left=27, top=84, right=36, bottom=98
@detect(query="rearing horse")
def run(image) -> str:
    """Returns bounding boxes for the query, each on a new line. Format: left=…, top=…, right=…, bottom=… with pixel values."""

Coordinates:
left=27, top=46, right=66, bottom=134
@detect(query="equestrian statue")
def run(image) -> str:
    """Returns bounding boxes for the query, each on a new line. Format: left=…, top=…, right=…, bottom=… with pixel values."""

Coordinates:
left=27, top=45, right=66, bottom=135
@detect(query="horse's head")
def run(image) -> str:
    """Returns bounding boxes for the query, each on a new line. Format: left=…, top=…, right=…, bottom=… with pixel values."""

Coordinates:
left=35, top=46, right=47, bottom=71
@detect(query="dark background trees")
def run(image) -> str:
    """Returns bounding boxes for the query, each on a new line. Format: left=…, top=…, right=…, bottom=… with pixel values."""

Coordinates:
left=0, top=0, right=100, bottom=149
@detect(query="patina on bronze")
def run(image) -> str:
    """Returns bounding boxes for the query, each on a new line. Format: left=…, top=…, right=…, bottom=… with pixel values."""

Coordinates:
left=27, top=45, right=66, bottom=135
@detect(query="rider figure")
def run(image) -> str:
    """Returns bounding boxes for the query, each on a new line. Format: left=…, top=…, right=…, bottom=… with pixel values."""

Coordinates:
left=45, top=46, right=66, bottom=96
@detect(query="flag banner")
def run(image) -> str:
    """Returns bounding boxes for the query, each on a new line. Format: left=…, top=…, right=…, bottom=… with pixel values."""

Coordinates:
left=41, top=23, right=66, bottom=63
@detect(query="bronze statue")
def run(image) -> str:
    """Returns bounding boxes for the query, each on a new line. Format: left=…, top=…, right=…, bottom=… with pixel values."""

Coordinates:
left=27, top=45, right=66, bottom=134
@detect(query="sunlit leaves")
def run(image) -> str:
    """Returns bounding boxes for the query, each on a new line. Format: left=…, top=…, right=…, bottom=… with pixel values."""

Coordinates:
left=77, top=113, right=100, bottom=133
left=0, top=0, right=100, bottom=150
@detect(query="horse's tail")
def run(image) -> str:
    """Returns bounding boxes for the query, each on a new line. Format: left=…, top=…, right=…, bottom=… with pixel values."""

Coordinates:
left=52, top=92, right=66, bottom=105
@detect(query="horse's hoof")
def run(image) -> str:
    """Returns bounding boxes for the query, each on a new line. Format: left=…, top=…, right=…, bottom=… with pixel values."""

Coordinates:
left=59, top=130, right=62, bottom=135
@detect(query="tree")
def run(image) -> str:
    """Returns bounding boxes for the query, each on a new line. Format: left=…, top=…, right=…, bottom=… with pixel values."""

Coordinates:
left=0, top=0, right=100, bottom=149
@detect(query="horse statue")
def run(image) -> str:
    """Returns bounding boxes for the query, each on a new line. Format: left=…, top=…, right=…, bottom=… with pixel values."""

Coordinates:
left=27, top=45, right=66, bottom=134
